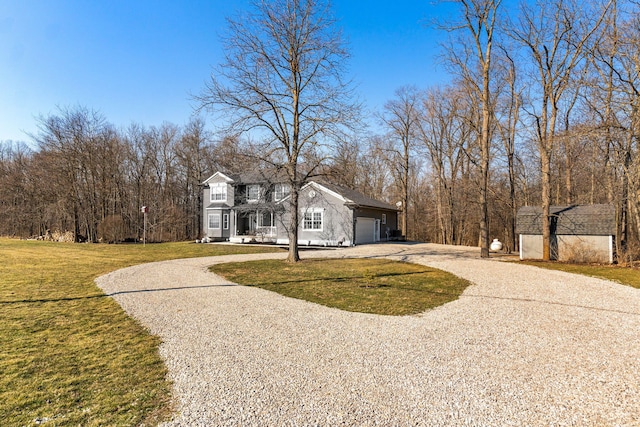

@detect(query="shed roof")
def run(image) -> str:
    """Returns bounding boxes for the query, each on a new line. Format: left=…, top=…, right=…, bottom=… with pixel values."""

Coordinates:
left=516, top=204, right=615, bottom=236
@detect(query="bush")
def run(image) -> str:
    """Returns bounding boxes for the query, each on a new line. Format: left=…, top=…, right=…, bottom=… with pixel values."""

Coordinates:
left=560, top=240, right=606, bottom=264
left=98, top=215, right=126, bottom=243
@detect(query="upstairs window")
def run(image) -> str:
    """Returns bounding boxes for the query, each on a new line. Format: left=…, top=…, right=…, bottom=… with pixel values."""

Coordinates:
left=273, top=183, right=290, bottom=201
left=210, top=183, right=227, bottom=202
left=247, top=185, right=260, bottom=202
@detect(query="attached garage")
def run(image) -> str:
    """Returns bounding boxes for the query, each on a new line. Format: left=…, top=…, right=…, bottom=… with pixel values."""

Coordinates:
left=355, top=217, right=377, bottom=244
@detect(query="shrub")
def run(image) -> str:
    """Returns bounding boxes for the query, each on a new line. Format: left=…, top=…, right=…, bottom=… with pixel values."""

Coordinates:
left=560, top=240, right=605, bottom=264
left=98, top=214, right=126, bottom=243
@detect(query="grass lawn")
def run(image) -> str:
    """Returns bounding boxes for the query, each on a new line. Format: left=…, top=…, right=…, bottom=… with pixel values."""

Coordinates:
left=520, top=260, right=640, bottom=289
left=0, top=238, right=280, bottom=426
left=211, top=258, right=472, bottom=315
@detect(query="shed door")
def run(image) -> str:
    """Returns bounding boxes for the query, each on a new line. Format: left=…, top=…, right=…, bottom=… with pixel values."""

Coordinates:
left=355, top=217, right=376, bottom=244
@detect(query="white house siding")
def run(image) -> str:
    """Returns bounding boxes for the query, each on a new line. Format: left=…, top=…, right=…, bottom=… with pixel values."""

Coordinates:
left=277, top=185, right=354, bottom=246
left=557, top=235, right=613, bottom=263
left=519, top=235, right=543, bottom=260
left=520, top=234, right=612, bottom=263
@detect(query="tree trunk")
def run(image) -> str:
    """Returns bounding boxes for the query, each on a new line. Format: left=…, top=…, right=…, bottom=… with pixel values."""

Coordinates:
left=541, top=147, right=552, bottom=260
left=287, top=181, right=300, bottom=262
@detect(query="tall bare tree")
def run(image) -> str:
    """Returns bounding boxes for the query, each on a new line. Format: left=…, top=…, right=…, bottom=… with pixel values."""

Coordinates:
left=418, top=85, right=474, bottom=245
left=176, top=117, right=213, bottom=239
left=440, top=0, right=502, bottom=257
left=508, top=0, right=611, bottom=260
left=380, top=85, right=421, bottom=238
left=494, top=47, right=522, bottom=252
left=34, top=107, right=118, bottom=242
left=197, top=0, right=357, bottom=262
left=589, top=0, right=640, bottom=258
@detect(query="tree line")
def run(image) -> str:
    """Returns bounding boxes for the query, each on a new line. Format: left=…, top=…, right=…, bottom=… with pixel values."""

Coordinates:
left=0, top=110, right=241, bottom=243
left=1, top=0, right=639, bottom=261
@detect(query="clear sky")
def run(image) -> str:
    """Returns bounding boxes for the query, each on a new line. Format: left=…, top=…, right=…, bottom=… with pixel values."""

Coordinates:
left=0, top=0, right=455, bottom=144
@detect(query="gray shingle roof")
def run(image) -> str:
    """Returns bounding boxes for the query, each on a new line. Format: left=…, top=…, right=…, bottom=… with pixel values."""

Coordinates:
left=231, top=170, right=288, bottom=184
left=317, top=182, right=398, bottom=211
left=516, top=205, right=616, bottom=236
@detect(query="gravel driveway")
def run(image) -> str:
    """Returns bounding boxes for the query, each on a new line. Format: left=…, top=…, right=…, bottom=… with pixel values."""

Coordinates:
left=96, top=243, right=640, bottom=426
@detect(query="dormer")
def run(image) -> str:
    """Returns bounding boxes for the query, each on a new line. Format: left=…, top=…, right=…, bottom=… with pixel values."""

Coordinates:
left=202, top=172, right=235, bottom=207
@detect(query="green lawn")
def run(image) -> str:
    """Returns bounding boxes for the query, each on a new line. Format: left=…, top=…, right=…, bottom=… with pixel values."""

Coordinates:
left=0, top=239, right=280, bottom=426
left=211, top=258, right=472, bottom=315
left=520, top=260, right=640, bottom=289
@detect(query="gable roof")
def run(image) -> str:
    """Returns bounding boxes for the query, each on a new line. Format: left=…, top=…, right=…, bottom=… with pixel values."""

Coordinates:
left=202, top=171, right=234, bottom=185
left=309, top=181, right=398, bottom=211
left=516, top=204, right=615, bottom=236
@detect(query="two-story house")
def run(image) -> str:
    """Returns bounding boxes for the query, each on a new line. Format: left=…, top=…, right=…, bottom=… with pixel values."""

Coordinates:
left=202, top=171, right=399, bottom=246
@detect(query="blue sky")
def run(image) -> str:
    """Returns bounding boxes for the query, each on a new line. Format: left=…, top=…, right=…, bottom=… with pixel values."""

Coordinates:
left=0, top=1, right=454, bottom=143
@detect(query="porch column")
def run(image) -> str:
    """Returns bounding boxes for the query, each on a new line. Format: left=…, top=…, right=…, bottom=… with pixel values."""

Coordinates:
left=232, top=210, right=237, bottom=237
left=270, top=212, right=274, bottom=236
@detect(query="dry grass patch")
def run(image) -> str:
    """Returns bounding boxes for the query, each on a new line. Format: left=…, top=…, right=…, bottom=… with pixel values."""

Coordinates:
left=211, top=258, right=472, bottom=315
left=0, top=239, right=280, bottom=426
left=520, top=260, right=640, bottom=289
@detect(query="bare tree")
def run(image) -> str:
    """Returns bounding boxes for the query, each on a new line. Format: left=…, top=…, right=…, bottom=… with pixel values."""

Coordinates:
left=508, top=0, right=611, bottom=260
left=0, top=141, right=38, bottom=236
left=358, top=135, right=396, bottom=200
left=439, top=0, right=502, bottom=257
left=176, top=117, right=213, bottom=239
left=589, top=0, right=640, bottom=258
left=418, top=85, right=474, bottom=245
left=197, top=0, right=358, bottom=262
left=380, top=85, right=421, bottom=238
left=494, top=47, right=522, bottom=252
left=34, top=106, right=118, bottom=242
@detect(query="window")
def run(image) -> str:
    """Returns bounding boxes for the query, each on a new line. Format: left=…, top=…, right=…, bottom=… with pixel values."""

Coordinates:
left=303, top=209, right=323, bottom=231
left=223, top=214, right=229, bottom=230
left=210, top=183, right=227, bottom=202
left=208, top=214, right=221, bottom=229
left=257, top=211, right=272, bottom=227
left=247, top=185, right=260, bottom=202
left=382, top=214, right=387, bottom=225
left=274, top=183, right=290, bottom=201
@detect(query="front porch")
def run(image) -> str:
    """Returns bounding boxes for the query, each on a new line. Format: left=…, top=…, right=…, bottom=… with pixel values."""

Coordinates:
left=230, top=208, right=279, bottom=243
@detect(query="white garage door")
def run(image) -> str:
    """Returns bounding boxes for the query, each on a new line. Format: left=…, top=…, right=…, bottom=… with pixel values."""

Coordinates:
left=355, top=217, right=376, bottom=244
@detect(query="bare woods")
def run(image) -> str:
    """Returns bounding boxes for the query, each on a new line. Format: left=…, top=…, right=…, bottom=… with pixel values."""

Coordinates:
left=0, top=110, right=225, bottom=243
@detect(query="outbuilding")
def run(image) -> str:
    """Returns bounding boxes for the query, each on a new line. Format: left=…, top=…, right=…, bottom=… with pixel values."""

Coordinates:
left=516, top=204, right=616, bottom=263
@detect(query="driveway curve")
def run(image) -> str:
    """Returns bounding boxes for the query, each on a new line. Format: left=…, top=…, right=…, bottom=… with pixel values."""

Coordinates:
left=96, top=243, right=640, bottom=426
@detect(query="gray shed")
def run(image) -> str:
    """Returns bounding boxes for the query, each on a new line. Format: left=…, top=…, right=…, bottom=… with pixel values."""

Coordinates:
left=516, top=205, right=616, bottom=263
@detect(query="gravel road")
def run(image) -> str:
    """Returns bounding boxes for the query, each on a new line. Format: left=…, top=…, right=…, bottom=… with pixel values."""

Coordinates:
left=95, top=243, right=640, bottom=426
